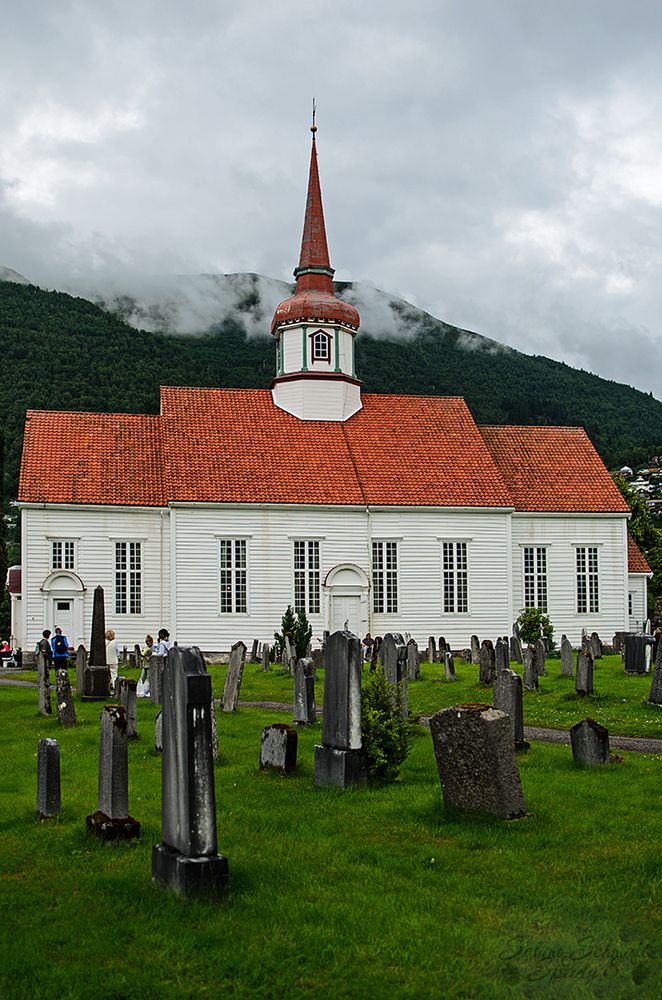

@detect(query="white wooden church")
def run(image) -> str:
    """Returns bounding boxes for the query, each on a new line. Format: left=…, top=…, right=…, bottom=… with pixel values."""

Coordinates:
left=13, top=126, right=651, bottom=654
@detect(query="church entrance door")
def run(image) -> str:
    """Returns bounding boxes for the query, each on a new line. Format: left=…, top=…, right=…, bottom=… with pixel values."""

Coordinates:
left=331, top=595, right=361, bottom=634
left=324, top=564, right=370, bottom=638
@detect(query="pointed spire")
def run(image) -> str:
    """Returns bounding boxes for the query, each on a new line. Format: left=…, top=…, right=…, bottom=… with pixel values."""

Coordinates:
left=293, top=115, right=334, bottom=293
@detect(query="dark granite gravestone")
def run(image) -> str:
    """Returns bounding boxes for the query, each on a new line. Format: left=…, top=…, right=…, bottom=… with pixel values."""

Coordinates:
left=495, top=638, right=509, bottom=674
left=624, top=634, right=650, bottom=675
left=314, top=630, right=367, bottom=789
left=575, top=649, right=594, bottom=696
left=510, top=634, right=523, bottom=664
left=82, top=585, right=111, bottom=701
left=535, top=638, right=546, bottom=677
left=55, top=669, right=76, bottom=727
left=470, top=635, right=480, bottom=665
left=260, top=724, right=298, bottom=774
left=613, top=631, right=628, bottom=655
left=560, top=637, right=574, bottom=678
left=479, top=640, right=496, bottom=685
left=284, top=636, right=297, bottom=675
left=36, top=738, right=60, bottom=819
left=369, top=636, right=382, bottom=673
left=570, top=718, right=610, bottom=766
left=523, top=645, right=538, bottom=690
left=133, top=644, right=142, bottom=669
left=647, top=639, right=662, bottom=706
left=86, top=705, right=140, bottom=841
left=380, top=633, right=409, bottom=717
left=250, top=639, right=259, bottom=663
left=438, top=636, right=448, bottom=658
left=406, top=639, right=420, bottom=681
left=429, top=704, right=526, bottom=819
left=261, top=643, right=271, bottom=672
left=590, top=632, right=603, bottom=660
left=117, top=677, right=138, bottom=739
left=293, top=658, right=316, bottom=725
left=209, top=696, right=219, bottom=761
left=37, top=651, right=51, bottom=716
left=493, top=669, right=528, bottom=750
left=444, top=651, right=457, bottom=681
left=148, top=654, right=165, bottom=705
left=155, top=711, right=163, bottom=753
left=152, top=645, right=229, bottom=897
left=75, top=645, right=87, bottom=697
left=222, top=641, right=246, bottom=712
left=427, top=636, right=437, bottom=664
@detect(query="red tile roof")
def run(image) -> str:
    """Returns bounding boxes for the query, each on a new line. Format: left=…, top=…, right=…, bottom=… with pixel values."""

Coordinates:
left=479, top=425, right=629, bottom=513
left=628, top=534, right=652, bottom=574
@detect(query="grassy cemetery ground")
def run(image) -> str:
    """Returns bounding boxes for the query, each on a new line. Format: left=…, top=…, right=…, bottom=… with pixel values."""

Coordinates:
left=2, top=653, right=662, bottom=999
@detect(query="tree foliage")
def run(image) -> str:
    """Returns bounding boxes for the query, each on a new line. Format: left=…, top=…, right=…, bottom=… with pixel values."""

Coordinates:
left=516, top=607, right=554, bottom=647
left=361, top=667, right=417, bottom=783
left=274, top=605, right=312, bottom=659
left=613, top=474, right=662, bottom=606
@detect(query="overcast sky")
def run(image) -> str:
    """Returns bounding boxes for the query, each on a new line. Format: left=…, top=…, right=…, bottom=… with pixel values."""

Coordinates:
left=2, top=0, right=662, bottom=395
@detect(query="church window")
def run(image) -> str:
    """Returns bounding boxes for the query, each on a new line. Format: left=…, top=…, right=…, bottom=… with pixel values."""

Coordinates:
left=293, top=540, right=320, bottom=614
left=523, top=546, right=547, bottom=612
left=576, top=546, right=599, bottom=613
left=310, top=330, right=331, bottom=363
left=115, top=541, right=141, bottom=615
left=442, top=541, right=468, bottom=613
left=372, top=541, right=398, bottom=614
left=219, top=539, right=247, bottom=614
left=628, top=592, right=633, bottom=617
left=52, top=540, right=75, bottom=571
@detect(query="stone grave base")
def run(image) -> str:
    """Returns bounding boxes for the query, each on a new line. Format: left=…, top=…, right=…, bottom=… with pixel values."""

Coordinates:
left=86, top=810, right=141, bottom=841
left=515, top=739, right=531, bottom=753
left=313, top=745, right=368, bottom=789
left=152, top=843, right=229, bottom=897
left=81, top=666, right=111, bottom=701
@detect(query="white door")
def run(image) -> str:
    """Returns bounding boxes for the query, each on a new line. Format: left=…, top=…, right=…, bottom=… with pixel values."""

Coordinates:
left=52, top=599, right=74, bottom=640
left=331, top=595, right=361, bottom=634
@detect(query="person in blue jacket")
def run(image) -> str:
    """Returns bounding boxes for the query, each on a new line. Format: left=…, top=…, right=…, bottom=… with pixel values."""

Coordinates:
left=51, top=626, right=70, bottom=669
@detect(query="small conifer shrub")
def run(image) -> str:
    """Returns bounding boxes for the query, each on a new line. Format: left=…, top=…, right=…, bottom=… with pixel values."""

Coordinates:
left=516, top=607, right=554, bottom=648
left=361, top=667, right=417, bottom=783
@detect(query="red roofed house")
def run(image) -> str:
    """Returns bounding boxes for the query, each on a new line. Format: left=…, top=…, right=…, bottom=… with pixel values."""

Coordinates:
left=15, top=128, right=644, bottom=654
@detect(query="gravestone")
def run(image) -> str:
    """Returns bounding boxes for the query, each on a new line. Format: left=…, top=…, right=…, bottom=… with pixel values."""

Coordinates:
left=221, top=641, right=246, bottom=712
left=560, top=637, right=574, bottom=678
left=575, top=649, right=594, bottom=696
left=461, top=648, right=471, bottom=663
left=128, top=652, right=137, bottom=669
left=250, top=639, right=259, bottom=663
left=510, top=634, right=523, bottom=664
left=261, top=643, right=271, bottom=672
left=495, top=637, right=509, bottom=674
left=117, top=677, right=138, bottom=739
left=36, top=738, right=61, bottom=819
left=37, top=651, right=52, bottom=716
left=293, top=658, right=316, bottom=725
left=379, top=633, right=409, bottom=717
left=493, top=669, right=528, bottom=750
left=155, top=711, right=163, bottom=753
left=75, top=645, right=87, bottom=697
left=310, top=647, right=324, bottom=672
left=148, top=654, right=165, bottom=705
left=470, top=635, right=480, bottom=665
left=260, top=724, right=298, bottom=774
left=55, top=669, right=76, bottom=727
left=624, top=634, right=649, bottom=675
left=570, top=718, right=610, bottom=766
left=590, top=632, right=603, bottom=660
left=209, top=696, right=219, bottom=761
left=613, top=631, right=628, bottom=655
left=406, top=639, right=420, bottom=681
left=479, top=640, right=496, bottom=685
left=86, top=705, right=140, bottom=840
left=134, top=644, right=142, bottom=669
left=438, top=636, right=448, bottom=658
left=427, top=636, right=437, bottom=664
left=535, top=638, right=546, bottom=677
left=314, top=630, right=367, bottom=789
left=444, top=651, right=457, bottom=681
left=647, top=639, right=662, bottom=706
left=82, top=585, right=111, bottom=701
left=284, top=636, right=297, bottom=674
left=152, top=645, right=229, bottom=897
left=429, top=703, right=526, bottom=819
left=523, top=645, right=537, bottom=690
left=369, top=636, right=382, bottom=673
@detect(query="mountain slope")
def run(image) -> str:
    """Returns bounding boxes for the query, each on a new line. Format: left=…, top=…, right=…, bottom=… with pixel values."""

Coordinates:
left=1, top=278, right=661, bottom=502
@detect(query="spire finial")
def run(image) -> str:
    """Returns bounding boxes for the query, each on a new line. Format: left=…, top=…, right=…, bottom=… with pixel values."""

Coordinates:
left=311, top=98, right=317, bottom=137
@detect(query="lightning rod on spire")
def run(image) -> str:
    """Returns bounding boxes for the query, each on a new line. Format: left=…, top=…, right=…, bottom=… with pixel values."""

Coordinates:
left=311, top=98, right=317, bottom=136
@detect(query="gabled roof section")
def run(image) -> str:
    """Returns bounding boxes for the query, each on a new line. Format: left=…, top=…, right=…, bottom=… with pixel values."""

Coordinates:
left=479, top=425, right=629, bottom=513
left=628, top=534, right=652, bottom=574
left=19, top=410, right=165, bottom=506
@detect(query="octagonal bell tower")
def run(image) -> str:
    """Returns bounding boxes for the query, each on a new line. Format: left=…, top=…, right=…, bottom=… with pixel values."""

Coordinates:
left=271, top=121, right=362, bottom=421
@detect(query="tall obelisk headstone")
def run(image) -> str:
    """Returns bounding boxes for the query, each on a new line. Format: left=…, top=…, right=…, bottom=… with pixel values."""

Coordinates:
left=314, top=630, right=367, bottom=788
left=82, top=585, right=111, bottom=701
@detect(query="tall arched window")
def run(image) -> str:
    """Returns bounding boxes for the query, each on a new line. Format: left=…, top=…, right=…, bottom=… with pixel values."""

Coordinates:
left=310, top=329, right=331, bottom=363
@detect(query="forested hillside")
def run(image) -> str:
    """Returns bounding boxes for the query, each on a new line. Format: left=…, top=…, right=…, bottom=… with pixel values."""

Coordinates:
left=2, top=280, right=662, bottom=503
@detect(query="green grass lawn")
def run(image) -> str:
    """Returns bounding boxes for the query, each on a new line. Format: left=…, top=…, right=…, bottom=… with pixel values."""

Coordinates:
left=1, top=672, right=661, bottom=999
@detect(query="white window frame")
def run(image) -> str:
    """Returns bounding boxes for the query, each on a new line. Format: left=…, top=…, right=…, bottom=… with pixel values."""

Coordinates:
left=576, top=545, right=599, bottom=614
left=51, top=539, right=76, bottom=571
left=372, top=540, right=399, bottom=614
left=218, top=538, right=248, bottom=615
left=441, top=540, right=469, bottom=614
left=293, top=539, right=321, bottom=615
left=114, top=540, right=142, bottom=615
left=522, top=545, right=548, bottom=612
left=311, top=329, right=331, bottom=363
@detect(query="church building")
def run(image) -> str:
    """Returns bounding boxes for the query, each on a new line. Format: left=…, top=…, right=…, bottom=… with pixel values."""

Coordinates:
left=13, top=125, right=650, bottom=654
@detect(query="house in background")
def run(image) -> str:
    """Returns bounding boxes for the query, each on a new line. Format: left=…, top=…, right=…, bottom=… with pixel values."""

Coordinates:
left=14, top=127, right=646, bottom=655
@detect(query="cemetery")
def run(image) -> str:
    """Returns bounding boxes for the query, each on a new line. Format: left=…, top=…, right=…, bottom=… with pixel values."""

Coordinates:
left=3, top=631, right=661, bottom=998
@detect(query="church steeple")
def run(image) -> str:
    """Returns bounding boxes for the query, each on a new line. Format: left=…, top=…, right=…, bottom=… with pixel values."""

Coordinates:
left=270, top=118, right=362, bottom=423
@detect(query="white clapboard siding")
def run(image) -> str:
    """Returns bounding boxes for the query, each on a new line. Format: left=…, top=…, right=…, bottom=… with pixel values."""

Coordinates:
left=628, top=575, right=648, bottom=632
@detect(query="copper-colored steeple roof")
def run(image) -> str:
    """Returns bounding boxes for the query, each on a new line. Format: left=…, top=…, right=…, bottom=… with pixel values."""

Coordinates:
left=271, top=126, right=360, bottom=334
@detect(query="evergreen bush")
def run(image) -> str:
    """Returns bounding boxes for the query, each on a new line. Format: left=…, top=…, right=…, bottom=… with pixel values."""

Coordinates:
left=361, top=667, right=417, bottom=783
left=516, top=607, right=554, bottom=648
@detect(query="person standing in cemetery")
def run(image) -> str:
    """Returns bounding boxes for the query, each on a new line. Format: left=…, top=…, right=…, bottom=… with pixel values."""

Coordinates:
left=50, top=626, right=70, bottom=670
left=142, top=634, right=154, bottom=661
left=153, top=628, right=171, bottom=656
left=35, top=630, right=52, bottom=667
left=362, top=632, right=374, bottom=661
left=105, top=629, right=120, bottom=693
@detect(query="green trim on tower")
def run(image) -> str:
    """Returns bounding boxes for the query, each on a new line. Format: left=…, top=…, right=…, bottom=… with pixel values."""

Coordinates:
left=351, top=333, right=356, bottom=378
left=334, top=327, right=341, bottom=373
left=301, top=326, right=308, bottom=372
left=280, top=334, right=285, bottom=375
